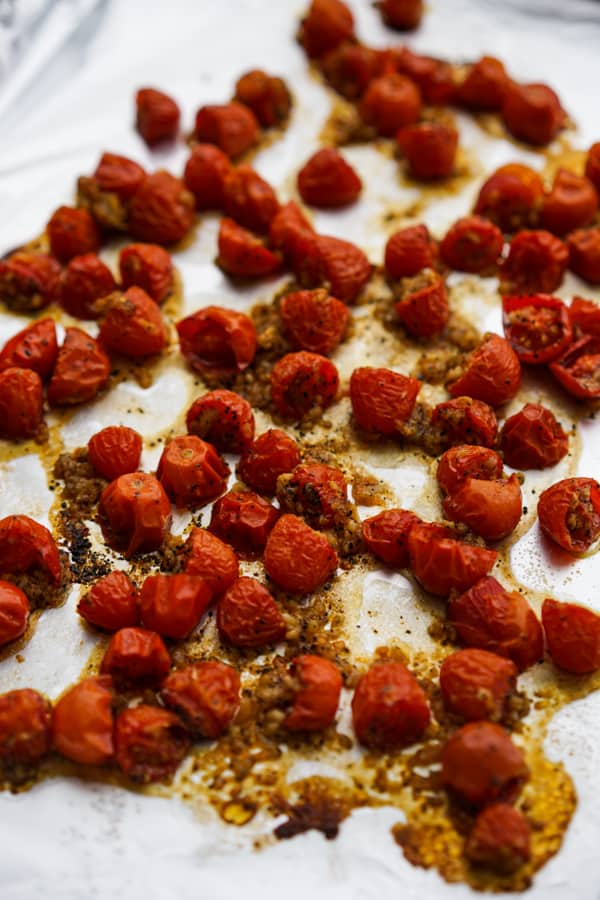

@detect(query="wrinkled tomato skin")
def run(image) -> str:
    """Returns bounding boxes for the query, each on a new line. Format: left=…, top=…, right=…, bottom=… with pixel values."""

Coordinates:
left=60, top=253, right=117, bottom=320
left=292, top=232, right=371, bottom=304
left=98, top=472, right=172, bottom=557
left=280, top=289, right=349, bottom=356
left=217, top=218, right=281, bottom=278
left=271, top=351, right=339, bottom=420
left=351, top=661, right=430, bottom=750
left=298, top=148, right=362, bottom=209
left=269, top=201, right=315, bottom=261
left=184, top=144, right=232, bottom=210
left=139, top=574, right=212, bottom=639
left=448, top=576, right=543, bottom=671
left=135, top=87, right=180, bottom=144
left=52, top=676, right=114, bottom=766
left=397, top=122, right=458, bottom=180
left=299, top=0, right=355, bottom=58
left=440, top=649, right=518, bottom=722
left=542, top=598, right=600, bottom=674
left=442, top=474, right=522, bottom=542
left=379, top=0, right=423, bottom=30
left=500, top=403, right=568, bottom=470
left=502, top=82, right=565, bottom=146
left=114, top=705, right=190, bottom=783
left=88, top=425, right=143, bottom=482
left=320, top=43, right=382, bottom=100
left=362, top=508, right=421, bottom=568
left=264, top=514, right=338, bottom=594
left=128, top=171, right=196, bottom=245
left=568, top=229, right=600, bottom=285
left=395, top=272, right=449, bottom=338
left=350, top=366, right=420, bottom=434
left=194, top=102, right=259, bottom=159
left=359, top=73, right=422, bottom=137
left=276, top=462, right=346, bottom=529
left=449, top=335, right=521, bottom=407
left=537, top=476, right=600, bottom=554
left=47, top=205, right=101, bottom=263
left=47, top=327, right=110, bottom=407
left=99, top=286, right=167, bottom=358
left=285, top=655, right=342, bottom=731
left=157, top=435, right=229, bottom=509
left=0, top=515, right=61, bottom=586
left=216, top=576, right=286, bottom=647
left=466, top=804, right=531, bottom=873
left=0, top=689, right=52, bottom=764
left=100, top=627, right=170, bottom=685
left=237, top=429, right=301, bottom=495
left=186, top=389, right=255, bottom=454
left=119, top=243, right=173, bottom=304
left=500, top=230, right=568, bottom=295
left=474, top=163, right=544, bottom=234
left=549, top=335, right=600, bottom=400
left=432, top=397, right=499, bottom=448
left=0, top=581, right=29, bottom=646
left=541, top=169, right=598, bottom=236
left=384, top=224, right=438, bottom=280
left=437, top=446, right=503, bottom=496
left=440, top=216, right=504, bottom=274
left=0, top=252, right=60, bottom=313
left=77, top=571, right=140, bottom=632
left=222, top=164, right=280, bottom=234
left=209, top=490, right=280, bottom=557
left=456, top=56, right=510, bottom=111
left=234, top=69, right=291, bottom=128
left=407, top=522, right=498, bottom=597
left=93, top=152, right=146, bottom=200
left=441, top=721, right=529, bottom=807
left=502, top=294, right=572, bottom=366
left=569, top=297, right=600, bottom=336
left=0, top=367, right=43, bottom=440
left=160, top=661, right=240, bottom=737
left=177, top=306, right=257, bottom=377
left=182, top=528, right=240, bottom=596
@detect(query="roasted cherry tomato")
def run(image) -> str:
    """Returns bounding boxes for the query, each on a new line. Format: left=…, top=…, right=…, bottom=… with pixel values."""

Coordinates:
left=500, top=231, right=568, bottom=295
left=47, top=327, right=110, bottom=407
left=285, top=655, right=342, bottom=731
left=568, top=296, right=600, bottom=336
left=456, top=56, right=510, bottom=111
left=407, top=522, right=498, bottom=597
left=567, top=229, right=600, bottom=285
left=0, top=688, right=52, bottom=763
left=140, top=573, right=212, bottom=639
left=100, top=627, right=170, bottom=685
left=292, top=232, right=371, bottom=304
left=234, top=69, right=291, bottom=128
left=128, top=171, right=195, bottom=245
left=437, top=446, right=503, bottom=496
left=549, top=335, right=600, bottom=400
left=222, top=164, right=280, bottom=234
left=47, top=206, right=100, bottom=263
left=217, top=218, right=281, bottom=278
left=194, top=102, right=259, bottom=159
left=500, top=403, right=568, bottom=469
left=541, top=169, right=598, bottom=236
left=384, top=224, right=438, bottom=280
left=542, top=597, right=600, bottom=674
left=77, top=571, right=140, bottom=632
left=276, top=462, right=347, bottom=529
left=502, top=82, right=564, bottom=146
left=432, top=397, right=498, bottom=448
left=186, top=389, right=255, bottom=453
left=449, top=334, right=521, bottom=407
left=537, top=477, right=600, bottom=553
left=585, top=142, right=600, bottom=193
left=321, top=43, right=382, bottom=100
left=350, top=366, right=420, bottom=434
left=99, top=286, right=167, bottom=358
left=397, top=122, right=458, bottom=180
left=474, top=163, right=544, bottom=233
left=440, top=216, right=503, bottom=274
left=177, top=306, right=257, bottom=377
left=394, top=47, right=455, bottom=105
left=264, top=514, right=338, bottom=594
left=92, top=151, right=146, bottom=200
left=378, top=0, right=423, bottom=29
left=99, top=472, right=172, bottom=557
left=182, top=528, right=239, bottom=595
left=271, top=351, right=339, bottom=420
left=59, top=253, right=116, bottom=319
left=297, top=148, right=362, bottom=209
left=184, top=144, right=232, bottom=210
left=135, top=87, right=180, bottom=144
left=0, top=367, right=43, bottom=440
left=0, top=581, right=29, bottom=646
left=0, top=515, right=61, bottom=586
left=443, top=474, right=522, bottom=542
left=209, top=490, right=279, bottom=557
left=502, top=294, right=572, bottom=365
left=114, top=705, right=190, bottom=783
left=119, top=243, right=173, bottom=304
left=237, top=429, right=301, bottom=495
left=359, top=73, right=422, bottom=137
left=352, top=661, right=430, bottom=750
left=465, top=804, right=531, bottom=873
left=440, top=649, right=517, bottom=722
left=88, top=425, right=143, bottom=481
left=280, top=289, right=349, bottom=356
left=448, top=576, right=543, bottom=671
left=216, top=576, right=286, bottom=647
left=395, top=270, right=449, bottom=338
left=157, top=435, right=229, bottom=509
left=269, top=201, right=315, bottom=261
left=0, top=252, right=60, bottom=313
left=362, top=508, right=420, bottom=568
left=299, top=0, right=355, bottom=58
left=52, top=676, right=114, bottom=765
left=160, top=661, right=240, bottom=737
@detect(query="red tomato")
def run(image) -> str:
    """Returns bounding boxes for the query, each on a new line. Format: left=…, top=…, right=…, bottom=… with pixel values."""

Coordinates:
left=59, top=253, right=116, bottom=320
left=448, top=576, right=543, bottom=670
left=541, top=169, right=598, bottom=236
left=285, top=655, right=342, bottom=731
left=432, top=397, right=498, bottom=448
left=135, top=87, right=180, bottom=144
left=93, top=152, right=146, bottom=200
left=299, top=0, right=355, bottom=58
left=568, top=229, right=600, bottom=285
left=0, top=689, right=52, bottom=763
left=361, top=508, right=421, bottom=568
left=395, top=271, right=449, bottom=338
left=186, top=389, right=255, bottom=453
left=297, top=148, right=362, bottom=208
left=128, top=171, right=195, bottom=245
left=0, top=581, right=29, bottom=646
left=542, top=597, right=600, bottom=674
left=234, top=69, right=291, bottom=128
left=194, top=102, right=259, bottom=159
left=384, top=224, right=438, bottom=280
left=119, top=243, right=173, bottom=304
left=182, top=528, right=239, bottom=595
left=216, top=576, right=286, bottom=647
left=449, top=334, right=521, bottom=407
left=183, top=144, right=232, bottom=210
left=99, top=286, right=167, bottom=358
left=77, top=571, right=140, bottom=632
left=0, top=515, right=61, bottom=586
left=0, top=253, right=60, bottom=312
left=502, top=82, right=565, bottom=146
left=47, top=327, right=110, bottom=406
left=440, top=215, right=504, bottom=274
left=465, top=804, right=531, bottom=873
left=99, top=472, right=172, bottom=557
left=280, top=289, right=349, bottom=356
left=352, top=661, right=430, bottom=750
left=52, top=676, right=114, bottom=765
left=264, top=514, right=338, bottom=594
left=321, top=43, right=383, bottom=100
left=394, top=47, right=455, bottom=105
left=538, top=477, right=600, bottom=553
left=585, top=142, right=600, bottom=193
left=177, top=306, right=257, bottom=377
left=271, top=351, right=339, bottom=420
left=500, top=403, right=568, bottom=469
left=269, top=201, right=315, bottom=261
left=114, top=705, right=190, bottom=783
left=440, top=649, right=517, bottom=722
left=292, top=232, right=371, bottom=304
left=502, top=294, right=572, bottom=365
left=408, top=523, right=498, bottom=597
left=442, top=474, right=522, bottom=541
left=456, top=56, right=510, bottom=111
left=140, top=574, right=212, bottom=639
left=474, top=163, right=544, bottom=233
left=350, top=366, right=420, bottom=433
left=209, top=490, right=279, bottom=556
left=157, top=435, right=229, bottom=509
left=222, top=164, right=280, bottom=234
left=500, top=231, right=568, bottom=295
left=47, top=205, right=100, bottom=262
left=237, top=429, right=301, bottom=495
left=100, top=627, right=170, bottom=684
left=88, top=425, right=142, bottom=482
left=0, top=367, right=43, bottom=440
left=217, top=218, right=281, bottom=278
left=160, top=661, right=240, bottom=737
left=550, top=334, right=600, bottom=400
left=441, top=721, right=528, bottom=807
left=379, top=0, right=423, bottom=29
left=569, top=297, right=600, bottom=336
left=359, top=73, right=422, bottom=137
left=277, top=462, right=346, bottom=528
left=397, top=122, right=458, bottom=180
left=437, top=446, right=503, bottom=495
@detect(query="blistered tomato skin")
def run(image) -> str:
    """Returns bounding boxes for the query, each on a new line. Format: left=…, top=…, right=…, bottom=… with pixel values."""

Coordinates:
left=362, top=509, right=421, bottom=568
left=378, top=0, right=423, bottom=30
left=0, top=515, right=61, bottom=586
left=541, top=169, right=598, bottom=236
left=52, top=676, right=114, bottom=766
left=466, top=804, right=531, bottom=873
left=47, top=206, right=101, bottom=263
left=285, top=655, right=343, bottom=731
left=98, top=472, right=172, bottom=557
left=280, top=289, right=349, bottom=356
left=0, top=689, right=52, bottom=764
left=271, top=351, right=339, bottom=420
left=299, top=0, right=355, bottom=58
left=186, top=389, right=255, bottom=454
left=194, top=102, right=259, bottom=159
left=222, top=164, right=280, bottom=234
left=298, top=148, right=362, bottom=208
left=161, top=661, right=241, bottom=737
left=119, top=243, right=173, bottom=304
left=114, top=706, right=190, bottom=783
left=432, top=397, right=499, bottom=449
left=549, top=335, right=600, bottom=400
left=184, top=144, right=232, bottom=211
left=88, top=426, right=143, bottom=481
left=384, top=225, right=438, bottom=279
left=140, top=574, right=212, bottom=639
left=59, top=253, right=117, bottom=319
left=502, top=295, right=572, bottom=366
left=440, top=216, right=504, bottom=274
left=100, top=627, right=171, bottom=685
left=395, top=271, right=449, bottom=338
left=92, top=152, right=146, bottom=200
left=542, top=598, right=600, bottom=674
left=128, top=171, right=196, bottom=245
left=502, top=82, right=565, bottom=146
left=0, top=581, right=30, bottom=646
left=440, top=649, right=518, bottom=722
left=238, top=429, right=301, bottom=495
left=569, top=297, right=600, bottom=336
left=408, top=522, right=498, bottom=598
left=397, top=122, right=458, bottom=180
left=135, top=87, right=180, bottom=145
left=264, top=514, right=338, bottom=594
left=352, top=661, right=430, bottom=750
left=442, top=474, right=522, bottom=542
left=292, top=233, right=371, bottom=304
left=456, top=57, right=510, bottom=111
left=182, top=528, right=240, bottom=596
left=216, top=576, right=286, bottom=648
left=157, top=435, right=230, bottom=509
left=209, top=490, right=280, bottom=556
left=77, top=571, right=140, bottom=632
left=501, top=231, right=569, bottom=295
left=537, top=477, right=600, bottom=554
left=359, top=73, right=422, bottom=137
left=449, top=334, right=521, bottom=407
left=568, top=229, right=600, bottom=285
left=217, top=218, right=281, bottom=278
left=177, top=306, right=257, bottom=377
left=47, top=327, right=110, bottom=407
left=474, top=164, right=545, bottom=234
left=234, top=69, right=291, bottom=128
left=99, top=287, right=167, bottom=358
left=437, top=446, right=503, bottom=496
left=0, top=252, right=60, bottom=313
left=0, top=367, right=43, bottom=440
left=500, top=403, right=568, bottom=470
left=350, top=366, right=420, bottom=434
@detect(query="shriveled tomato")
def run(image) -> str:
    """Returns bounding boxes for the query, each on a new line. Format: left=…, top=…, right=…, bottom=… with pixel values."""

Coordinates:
left=299, top=0, right=355, bottom=58
left=161, top=661, right=240, bottom=737
left=449, top=334, right=521, bottom=407
left=292, top=232, right=371, bottom=304
left=359, top=73, right=421, bottom=137
left=269, top=201, right=315, bottom=261
left=441, top=721, right=528, bottom=807
left=456, top=56, right=510, bottom=111
left=135, top=87, right=180, bottom=144
left=280, top=288, right=349, bottom=356
left=585, top=142, right=600, bottom=193
left=59, top=253, right=116, bottom=320
left=47, top=206, right=100, bottom=262
left=0, top=581, right=29, bottom=646
left=222, top=164, right=280, bottom=234
left=297, top=148, right=362, bottom=209
left=194, top=102, right=259, bottom=159
left=276, top=462, right=347, bottom=529
left=440, top=215, right=503, bottom=274
left=321, top=43, right=382, bottom=100
left=394, top=47, right=455, bottom=105
left=285, top=655, right=342, bottom=731
left=474, top=163, right=544, bottom=233
left=217, top=218, right=281, bottom=278
left=0, top=689, right=52, bottom=763
left=384, top=224, right=438, bottom=280
left=99, top=286, right=167, bottom=358
left=466, top=804, right=531, bottom=873
left=541, top=169, right=598, bottom=236
left=52, top=675, right=114, bottom=765
left=440, top=649, right=517, bottom=722
left=186, top=389, right=255, bottom=453
left=237, top=429, right=301, bottom=495
left=350, top=366, right=420, bottom=434
left=234, top=69, right=291, bottom=128
left=550, top=334, right=600, bottom=400
left=114, top=705, right=190, bottom=783
left=395, top=270, right=449, bottom=338
left=100, top=627, right=170, bottom=684
left=0, top=252, right=60, bottom=313
left=500, top=230, right=568, bottom=295
left=443, top=474, right=522, bottom=542
left=542, top=597, right=600, bottom=674
left=99, top=472, right=171, bottom=557
left=217, top=576, right=286, bottom=647
left=128, top=171, right=195, bottom=245
left=182, top=528, right=239, bottom=595
left=92, top=152, right=146, bottom=200
left=47, top=327, right=110, bottom=406
left=264, top=514, right=338, bottom=594
left=271, top=351, right=339, bottom=420
left=140, top=573, right=212, bottom=639
left=502, top=82, right=565, bottom=146
left=119, top=243, right=173, bottom=304
left=184, top=144, right=232, bottom=210
left=397, top=122, right=458, bottom=181
left=177, top=305, right=257, bottom=377
left=352, top=661, right=430, bottom=750
left=500, top=403, right=568, bottom=470
left=537, top=477, right=600, bottom=553
left=0, top=515, right=61, bottom=586
left=379, top=0, right=423, bottom=29
left=0, top=367, right=43, bottom=440
left=408, top=523, right=498, bottom=597
left=77, top=571, right=140, bottom=632
left=88, top=425, right=143, bottom=481
left=448, top=576, right=543, bottom=670
left=157, top=435, right=229, bottom=509
left=209, top=490, right=279, bottom=557
left=432, top=397, right=498, bottom=448
left=437, top=446, right=503, bottom=495
left=568, top=229, right=600, bottom=285
left=502, top=294, right=572, bottom=366
left=362, top=508, right=420, bottom=568
left=568, top=296, right=600, bottom=336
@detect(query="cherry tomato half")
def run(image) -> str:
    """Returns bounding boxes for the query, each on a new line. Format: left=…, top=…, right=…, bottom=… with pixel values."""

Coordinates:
left=297, top=148, right=362, bottom=209
left=407, top=522, right=498, bottom=597
left=500, top=231, right=568, bottom=295
left=465, top=804, right=531, bottom=873
left=448, top=333, right=521, bottom=407
left=0, top=581, right=29, bottom=646
left=351, top=661, right=430, bottom=750
left=100, top=627, right=170, bottom=685
left=157, top=435, right=229, bottom=509
left=285, top=655, right=343, bottom=731
left=177, top=306, right=257, bottom=378
left=384, top=224, right=438, bottom=280
left=361, top=508, right=421, bottom=568
left=160, top=661, right=240, bottom=737
left=542, top=597, right=600, bottom=674
left=52, top=675, right=114, bottom=765
left=209, top=490, right=280, bottom=557
left=280, top=289, right=349, bottom=356
left=237, top=429, right=301, bottom=496
left=234, top=69, right=291, bottom=128
left=47, top=327, right=110, bottom=407
left=502, top=294, right=572, bottom=365
left=140, top=573, right=212, bottom=639
left=271, top=351, right=339, bottom=420
left=182, top=528, right=240, bottom=596
left=264, top=514, right=338, bottom=594
left=437, top=446, right=503, bottom=496
left=442, top=474, right=522, bottom=542
left=350, top=366, right=420, bottom=434
left=114, top=705, right=190, bottom=783
left=474, top=163, right=544, bottom=234
left=439, top=649, right=517, bottom=722
left=98, top=472, right=172, bottom=557
left=183, top=144, right=232, bottom=210
left=537, top=477, right=600, bottom=553
left=499, top=403, right=568, bottom=470
left=299, top=0, right=355, bottom=59
left=0, top=318, right=57, bottom=379
left=0, top=688, right=52, bottom=764
left=186, top=389, right=255, bottom=454
left=77, top=571, right=140, bottom=632
left=540, top=169, right=598, bottom=236
left=432, top=397, right=498, bottom=448
left=0, top=515, right=61, bottom=586
left=440, top=215, right=504, bottom=274
left=216, top=576, right=286, bottom=647
left=549, top=335, right=600, bottom=400
left=87, top=425, right=143, bottom=481
left=0, top=367, right=43, bottom=440
left=568, top=229, right=600, bottom=285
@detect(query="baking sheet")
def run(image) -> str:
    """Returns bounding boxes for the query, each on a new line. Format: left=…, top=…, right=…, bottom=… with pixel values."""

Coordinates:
left=1, top=1, right=600, bottom=897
